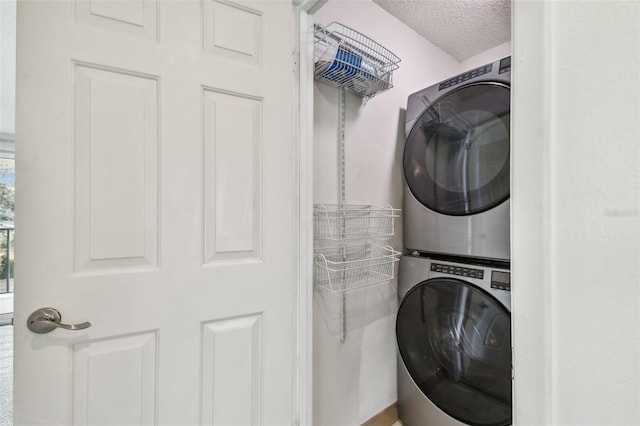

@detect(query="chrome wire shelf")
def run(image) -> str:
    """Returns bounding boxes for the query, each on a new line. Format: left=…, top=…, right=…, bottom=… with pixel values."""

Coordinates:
left=314, top=282, right=396, bottom=335
left=313, top=204, right=400, bottom=244
left=314, top=22, right=400, bottom=99
left=314, top=243, right=400, bottom=293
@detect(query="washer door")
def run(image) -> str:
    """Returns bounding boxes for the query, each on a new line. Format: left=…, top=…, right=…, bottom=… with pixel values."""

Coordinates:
left=404, top=82, right=510, bottom=216
left=396, top=277, right=512, bottom=426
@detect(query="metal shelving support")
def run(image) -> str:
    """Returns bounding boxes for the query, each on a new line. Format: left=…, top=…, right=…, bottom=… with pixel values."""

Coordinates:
left=312, top=24, right=401, bottom=342
left=338, top=88, right=347, bottom=342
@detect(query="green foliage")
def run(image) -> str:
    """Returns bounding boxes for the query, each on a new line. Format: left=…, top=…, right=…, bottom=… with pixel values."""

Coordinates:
left=0, top=161, right=14, bottom=223
left=0, top=182, right=14, bottom=222
left=0, top=254, right=13, bottom=280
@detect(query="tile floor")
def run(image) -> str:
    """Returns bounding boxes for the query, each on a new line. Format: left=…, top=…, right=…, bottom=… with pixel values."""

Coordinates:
left=0, top=325, right=12, bottom=426
left=0, top=293, right=13, bottom=327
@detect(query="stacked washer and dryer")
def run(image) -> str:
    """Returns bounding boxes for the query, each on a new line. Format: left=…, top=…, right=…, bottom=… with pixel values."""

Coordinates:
left=397, top=57, right=512, bottom=426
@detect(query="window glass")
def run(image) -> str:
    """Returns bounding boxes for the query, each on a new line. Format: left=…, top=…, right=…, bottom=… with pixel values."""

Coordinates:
left=0, top=0, right=15, bottom=305
left=0, top=158, right=14, bottom=224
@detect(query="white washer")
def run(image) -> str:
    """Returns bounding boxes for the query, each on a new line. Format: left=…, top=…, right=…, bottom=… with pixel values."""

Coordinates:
left=397, top=255, right=512, bottom=426
left=403, top=56, right=511, bottom=261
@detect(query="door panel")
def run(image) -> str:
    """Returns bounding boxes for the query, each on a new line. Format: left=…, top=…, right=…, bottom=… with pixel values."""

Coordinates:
left=201, top=314, right=263, bottom=425
left=203, top=88, right=263, bottom=263
left=71, top=332, right=158, bottom=426
left=203, top=0, right=262, bottom=66
left=15, top=1, right=294, bottom=424
left=76, top=0, right=158, bottom=39
left=74, top=63, right=160, bottom=272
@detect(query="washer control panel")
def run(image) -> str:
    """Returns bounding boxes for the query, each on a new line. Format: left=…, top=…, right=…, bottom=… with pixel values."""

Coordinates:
left=491, top=270, right=511, bottom=291
left=430, top=262, right=511, bottom=292
left=430, top=262, right=484, bottom=279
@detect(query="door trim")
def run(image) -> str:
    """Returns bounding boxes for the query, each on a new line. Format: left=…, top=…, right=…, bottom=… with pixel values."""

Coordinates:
left=292, top=1, right=324, bottom=424
left=293, top=2, right=558, bottom=425
left=511, top=1, right=553, bottom=424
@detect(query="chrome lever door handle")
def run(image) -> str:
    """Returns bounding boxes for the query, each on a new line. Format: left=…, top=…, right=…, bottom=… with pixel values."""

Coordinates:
left=27, top=307, right=92, bottom=334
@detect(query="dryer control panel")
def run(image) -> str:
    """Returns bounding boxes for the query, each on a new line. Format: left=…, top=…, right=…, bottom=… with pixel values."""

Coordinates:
left=438, top=64, right=493, bottom=90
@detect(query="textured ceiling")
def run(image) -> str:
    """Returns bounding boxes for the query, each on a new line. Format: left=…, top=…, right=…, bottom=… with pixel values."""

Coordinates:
left=371, top=0, right=511, bottom=62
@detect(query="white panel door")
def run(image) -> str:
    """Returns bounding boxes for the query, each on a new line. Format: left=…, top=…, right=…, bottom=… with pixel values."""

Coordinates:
left=14, top=1, right=294, bottom=425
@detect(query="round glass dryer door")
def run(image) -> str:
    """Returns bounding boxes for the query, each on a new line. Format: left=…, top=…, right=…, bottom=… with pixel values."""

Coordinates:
left=396, top=278, right=512, bottom=426
left=404, top=83, right=510, bottom=216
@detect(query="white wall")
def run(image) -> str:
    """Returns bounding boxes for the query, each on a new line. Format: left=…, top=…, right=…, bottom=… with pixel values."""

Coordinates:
left=312, top=1, right=512, bottom=424
left=460, top=41, right=511, bottom=70
left=512, top=1, right=640, bottom=425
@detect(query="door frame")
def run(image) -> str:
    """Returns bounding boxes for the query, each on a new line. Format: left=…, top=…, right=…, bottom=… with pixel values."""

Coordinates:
left=510, top=1, right=553, bottom=424
left=292, top=1, right=324, bottom=424
left=293, top=1, right=554, bottom=425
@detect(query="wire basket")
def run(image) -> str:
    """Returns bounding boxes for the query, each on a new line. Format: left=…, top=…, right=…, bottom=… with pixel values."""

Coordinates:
left=314, top=204, right=400, bottom=243
left=314, top=242, right=400, bottom=293
left=314, top=281, right=396, bottom=334
left=314, top=22, right=401, bottom=99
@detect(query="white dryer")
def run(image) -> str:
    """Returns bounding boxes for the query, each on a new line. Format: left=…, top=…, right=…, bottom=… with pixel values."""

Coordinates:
left=396, top=255, right=512, bottom=426
left=403, top=56, right=511, bottom=261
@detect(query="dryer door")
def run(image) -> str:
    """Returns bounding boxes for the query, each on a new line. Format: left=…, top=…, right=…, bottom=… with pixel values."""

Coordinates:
left=396, top=277, right=512, bottom=426
left=403, top=83, right=510, bottom=216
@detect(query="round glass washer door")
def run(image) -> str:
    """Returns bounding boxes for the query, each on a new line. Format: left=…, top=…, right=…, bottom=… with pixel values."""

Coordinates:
left=404, top=82, right=510, bottom=216
left=396, top=277, right=512, bottom=426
